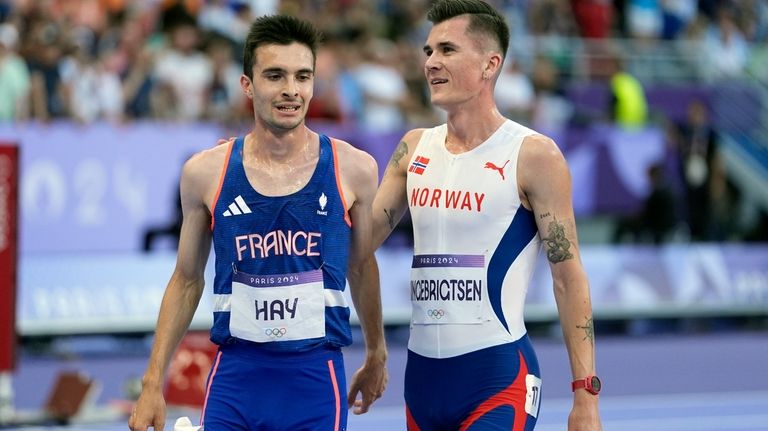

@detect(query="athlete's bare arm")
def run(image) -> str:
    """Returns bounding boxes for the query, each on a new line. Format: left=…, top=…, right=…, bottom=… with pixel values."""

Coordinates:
left=518, top=135, right=602, bottom=431
left=129, top=145, right=227, bottom=431
left=370, top=128, right=426, bottom=248
left=334, top=140, right=388, bottom=415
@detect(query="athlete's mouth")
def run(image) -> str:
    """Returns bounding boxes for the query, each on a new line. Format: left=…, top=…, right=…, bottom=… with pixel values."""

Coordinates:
left=430, top=78, right=448, bottom=85
left=276, top=105, right=301, bottom=112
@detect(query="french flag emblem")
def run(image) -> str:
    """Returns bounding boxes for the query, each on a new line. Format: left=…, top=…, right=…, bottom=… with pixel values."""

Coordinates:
left=409, top=156, right=430, bottom=175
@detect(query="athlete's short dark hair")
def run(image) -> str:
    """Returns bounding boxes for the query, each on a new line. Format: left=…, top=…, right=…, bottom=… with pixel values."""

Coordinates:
left=427, top=0, right=509, bottom=59
left=242, top=15, right=322, bottom=79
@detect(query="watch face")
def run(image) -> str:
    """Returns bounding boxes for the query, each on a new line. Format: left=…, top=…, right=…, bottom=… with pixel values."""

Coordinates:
left=590, top=376, right=602, bottom=392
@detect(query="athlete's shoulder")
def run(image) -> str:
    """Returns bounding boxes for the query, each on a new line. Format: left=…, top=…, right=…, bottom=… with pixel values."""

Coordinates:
left=182, top=138, right=234, bottom=187
left=520, top=133, right=564, bottom=165
left=518, top=133, right=569, bottom=191
left=402, top=127, right=432, bottom=147
left=328, top=137, right=378, bottom=181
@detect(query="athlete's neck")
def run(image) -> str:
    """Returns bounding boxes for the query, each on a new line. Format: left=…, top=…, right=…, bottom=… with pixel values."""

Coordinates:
left=246, top=125, right=316, bottom=163
left=445, top=105, right=507, bottom=152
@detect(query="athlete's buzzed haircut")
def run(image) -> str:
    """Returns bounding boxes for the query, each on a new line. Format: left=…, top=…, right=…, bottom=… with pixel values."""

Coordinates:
left=427, top=0, right=510, bottom=59
left=243, top=15, right=322, bottom=78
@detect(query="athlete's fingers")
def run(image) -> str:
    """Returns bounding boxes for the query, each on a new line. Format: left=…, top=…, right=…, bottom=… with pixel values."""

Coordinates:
left=347, top=381, right=361, bottom=409
left=352, top=398, right=370, bottom=415
left=215, top=137, right=235, bottom=146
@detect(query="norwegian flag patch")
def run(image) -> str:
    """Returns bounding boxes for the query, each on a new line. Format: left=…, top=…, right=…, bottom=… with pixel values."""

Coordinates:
left=409, top=156, right=430, bottom=175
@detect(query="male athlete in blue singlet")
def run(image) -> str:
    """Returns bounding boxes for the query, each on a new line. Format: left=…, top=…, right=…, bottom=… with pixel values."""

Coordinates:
left=129, top=15, right=387, bottom=431
left=364, top=1, right=603, bottom=430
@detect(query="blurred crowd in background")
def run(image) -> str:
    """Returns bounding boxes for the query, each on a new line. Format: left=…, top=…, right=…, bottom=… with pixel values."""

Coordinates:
left=0, top=0, right=766, bottom=126
left=1, top=0, right=767, bottom=245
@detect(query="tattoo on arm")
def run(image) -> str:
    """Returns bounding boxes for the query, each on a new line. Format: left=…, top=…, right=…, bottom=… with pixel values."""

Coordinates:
left=388, top=141, right=408, bottom=169
left=384, top=208, right=396, bottom=230
left=576, top=317, right=595, bottom=344
left=542, top=217, right=574, bottom=263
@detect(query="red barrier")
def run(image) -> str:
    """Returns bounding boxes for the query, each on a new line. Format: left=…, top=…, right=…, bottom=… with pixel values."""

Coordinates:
left=0, top=144, right=17, bottom=372
left=164, top=332, right=218, bottom=408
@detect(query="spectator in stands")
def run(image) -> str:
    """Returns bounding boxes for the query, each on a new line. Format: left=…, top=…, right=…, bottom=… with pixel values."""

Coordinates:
left=626, top=0, right=662, bottom=40
left=674, top=99, right=720, bottom=241
left=353, top=38, right=408, bottom=132
left=197, top=0, right=242, bottom=43
left=530, top=55, right=574, bottom=132
left=203, top=34, right=246, bottom=124
left=660, top=0, right=697, bottom=40
left=60, top=32, right=124, bottom=123
left=604, top=51, right=648, bottom=129
left=495, top=58, right=534, bottom=123
left=613, top=162, right=678, bottom=244
left=305, top=44, right=346, bottom=122
left=25, top=17, right=68, bottom=121
left=529, top=0, right=579, bottom=38
left=0, top=23, right=29, bottom=122
left=571, top=0, right=614, bottom=39
left=153, top=16, right=213, bottom=120
left=116, top=15, right=156, bottom=119
left=700, top=5, right=749, bottom=81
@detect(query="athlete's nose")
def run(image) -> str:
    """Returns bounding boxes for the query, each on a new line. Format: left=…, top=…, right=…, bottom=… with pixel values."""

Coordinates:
left=282, top=77, right=299, bottom=98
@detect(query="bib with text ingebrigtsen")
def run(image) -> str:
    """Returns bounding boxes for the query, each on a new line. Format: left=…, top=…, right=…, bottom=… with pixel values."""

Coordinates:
left=411, top=254, right=486, bottom=325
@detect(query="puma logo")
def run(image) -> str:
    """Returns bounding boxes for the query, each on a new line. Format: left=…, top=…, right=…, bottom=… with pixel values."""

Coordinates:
left=484, top=160, right=509, bottom=180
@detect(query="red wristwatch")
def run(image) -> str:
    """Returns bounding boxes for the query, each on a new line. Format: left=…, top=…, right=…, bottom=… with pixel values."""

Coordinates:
left=571, top=375, right=601, bottom=395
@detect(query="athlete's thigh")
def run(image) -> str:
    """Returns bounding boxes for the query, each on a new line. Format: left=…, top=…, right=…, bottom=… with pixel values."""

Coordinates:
left=202, top=347, right=347, bottom=430
left=277, top=350, right=348, bottom=431
left=462, top=404, right=537, bottom=431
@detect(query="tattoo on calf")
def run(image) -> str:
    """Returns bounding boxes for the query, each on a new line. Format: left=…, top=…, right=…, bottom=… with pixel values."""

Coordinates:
left=389, top=141, right=408, bottom=169
left=542, top=217, right=574, bottom=263
left=577, top=317, right=595, bottom=344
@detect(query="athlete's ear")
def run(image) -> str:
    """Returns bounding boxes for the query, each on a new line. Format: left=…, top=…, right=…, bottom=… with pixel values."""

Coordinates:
left=484, top=52, right=503, bottom=80
left=240, top=75, right=253, bottom=98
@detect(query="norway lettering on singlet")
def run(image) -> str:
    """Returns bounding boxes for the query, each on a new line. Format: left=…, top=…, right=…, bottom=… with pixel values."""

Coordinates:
left=406, top=120, right=542, bottom=359
left=209, top=135, right=353, bottom=352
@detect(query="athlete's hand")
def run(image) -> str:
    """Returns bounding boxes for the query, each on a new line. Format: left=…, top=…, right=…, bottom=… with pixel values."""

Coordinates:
left=128, top=385, right=167, bottom=431
left=215, top=137, right=235, bottom=146
left=568, top=392, right=602, bottom=431
left=347, top=353, right=388, bottom=415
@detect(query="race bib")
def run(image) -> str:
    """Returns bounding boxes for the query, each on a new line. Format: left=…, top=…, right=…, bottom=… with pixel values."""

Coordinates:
left=525, top=374, right=542, bottom=418
left=410, top=254, right=486, bottom=325
left=229, top=269, right=325, bottom=343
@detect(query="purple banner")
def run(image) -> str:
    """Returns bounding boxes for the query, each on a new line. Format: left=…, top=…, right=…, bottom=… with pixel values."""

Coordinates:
left=3, top=122, right=666, bottom=253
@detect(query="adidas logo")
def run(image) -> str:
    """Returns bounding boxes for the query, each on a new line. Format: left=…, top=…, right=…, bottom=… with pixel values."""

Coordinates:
left=223, top=195, right=252, bottom=217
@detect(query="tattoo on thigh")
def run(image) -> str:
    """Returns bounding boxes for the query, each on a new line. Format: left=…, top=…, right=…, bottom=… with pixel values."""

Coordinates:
left=577, top=317, right=595, bottom=344
left=389, top=141, right=408, bottom=169
left=542, top=218, right=574, bottom=263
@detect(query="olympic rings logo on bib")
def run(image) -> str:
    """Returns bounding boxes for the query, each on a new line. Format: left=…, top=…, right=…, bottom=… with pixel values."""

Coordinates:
left=264, top=327, right=287, bottom=338
left=427, top=309, right=445, bottom=319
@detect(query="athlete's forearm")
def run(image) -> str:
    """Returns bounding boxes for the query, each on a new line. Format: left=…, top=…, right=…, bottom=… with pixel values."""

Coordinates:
left=348, top=256, right=387, bottom=361
left=142, top=271, right=205, bottom=387
left=552, top=269, right=597, bottom=380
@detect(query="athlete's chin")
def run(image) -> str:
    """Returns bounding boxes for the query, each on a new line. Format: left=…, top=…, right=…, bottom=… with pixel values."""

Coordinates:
left=270, top=119, right=304, bottom=131
left=430, top=95, right=455, bottom=110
